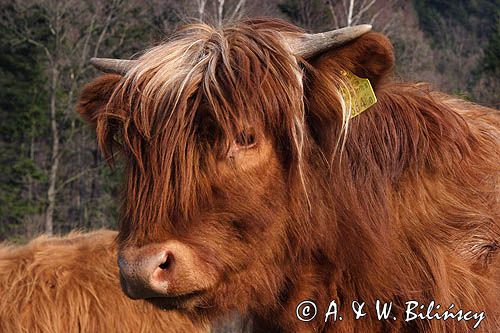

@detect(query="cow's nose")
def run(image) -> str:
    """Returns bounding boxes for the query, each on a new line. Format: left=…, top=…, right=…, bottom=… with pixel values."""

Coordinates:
left=118, top=247, right=175, bottom=299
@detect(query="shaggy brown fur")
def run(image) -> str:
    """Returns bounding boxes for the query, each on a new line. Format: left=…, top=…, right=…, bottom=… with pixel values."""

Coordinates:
left=78, top=18, right=499, bottom=332
left=0, top=230, right=208, bottom=333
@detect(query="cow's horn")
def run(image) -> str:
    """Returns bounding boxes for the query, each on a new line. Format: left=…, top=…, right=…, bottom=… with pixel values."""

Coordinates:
left=90, top=58, right=137, bottom=75
left=288, top=24, right=372, bottom=58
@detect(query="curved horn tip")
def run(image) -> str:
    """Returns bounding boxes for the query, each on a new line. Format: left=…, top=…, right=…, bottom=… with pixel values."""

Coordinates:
left=290, top=24, right=374, bottom=58
left=336, top=24, right=372, bottom=36
left=89, top=57, right=102, bottom=68
left=357, top=24, right=372, bottom=31
left=89, top=57, right=135, bottom=75
left=89, top=57, right=106, bottom=66
left=350, top=24, right=373, bottom=37
left=352, top=24, right=373, bottom=35
left=89, top=57, right=116, bottom=73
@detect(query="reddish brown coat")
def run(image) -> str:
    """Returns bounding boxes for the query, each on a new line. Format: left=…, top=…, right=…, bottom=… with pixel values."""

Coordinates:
left=0, top=230, right=208, bottom=332
left=77, top=19, right=499, bottom=332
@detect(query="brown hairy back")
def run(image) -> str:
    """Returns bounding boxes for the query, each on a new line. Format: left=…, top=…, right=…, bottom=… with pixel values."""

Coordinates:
left=0, top=230, right=208, bottom=332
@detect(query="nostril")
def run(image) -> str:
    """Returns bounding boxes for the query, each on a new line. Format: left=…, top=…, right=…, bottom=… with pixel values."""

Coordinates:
left=158, top=252, right=173, bottom=270
left=119, top=248, right=178, bottom=299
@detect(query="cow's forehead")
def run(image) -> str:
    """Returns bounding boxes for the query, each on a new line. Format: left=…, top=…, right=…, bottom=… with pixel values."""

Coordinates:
left=112, top=23, right=305, bottom=139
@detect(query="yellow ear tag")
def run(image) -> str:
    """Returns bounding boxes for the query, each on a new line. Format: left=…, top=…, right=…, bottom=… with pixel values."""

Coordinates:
left=340, top=70, right=377, bottom=118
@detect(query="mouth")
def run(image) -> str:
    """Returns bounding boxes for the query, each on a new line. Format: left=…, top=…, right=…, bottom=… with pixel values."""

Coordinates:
left=146, top=290, right=206, bottom=310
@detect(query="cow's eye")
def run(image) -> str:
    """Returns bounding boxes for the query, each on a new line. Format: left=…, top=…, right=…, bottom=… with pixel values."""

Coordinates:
left=226, top=129, right=258, bottom=160
left=234, top=130, right=256, bottom=148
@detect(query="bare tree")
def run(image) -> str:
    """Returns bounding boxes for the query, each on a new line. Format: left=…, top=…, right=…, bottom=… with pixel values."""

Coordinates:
left=326, top=0, right=398, bottom=33
left=195, top=0, right=207, bottom=20
left=192, top=0, right=247, bottom=26
left=10, top=0, right=69, bottom=236
left=5, top=0, right=146, bottom=235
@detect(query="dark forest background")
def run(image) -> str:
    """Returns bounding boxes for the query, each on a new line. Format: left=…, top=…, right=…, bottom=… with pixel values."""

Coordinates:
left=0, top=0, right=498, bottom=241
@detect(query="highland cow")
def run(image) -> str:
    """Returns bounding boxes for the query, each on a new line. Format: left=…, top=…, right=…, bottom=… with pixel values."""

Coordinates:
left=77, top=18, right=499, bottom=332
left=0, top=230, right=208, bottom=332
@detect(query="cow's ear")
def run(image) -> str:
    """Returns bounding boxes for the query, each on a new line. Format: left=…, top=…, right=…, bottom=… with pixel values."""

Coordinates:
left=77, top=74, right=123, bottom=158
left=305, top=32, right=394, bottom=90
left=77, top=74, right=122, bottom=126
left=303, top=32, right=394, bottom=150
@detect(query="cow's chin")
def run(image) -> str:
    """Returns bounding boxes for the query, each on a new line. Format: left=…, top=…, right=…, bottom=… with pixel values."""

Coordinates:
left=146, top=290, right=209, bottom=312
